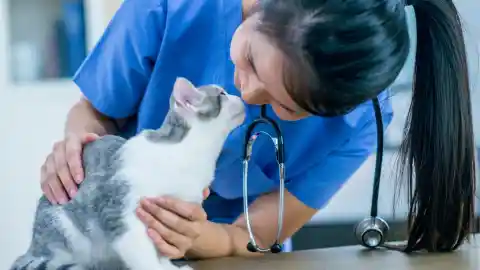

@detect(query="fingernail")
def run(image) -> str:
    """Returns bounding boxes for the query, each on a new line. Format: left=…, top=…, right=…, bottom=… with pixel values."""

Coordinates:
left=75, top=175, right=82, bottom=184
left=69, top=189, right=77, bottom=197
left=144, top=199, right=154, bottom=207
left=147, top=229, right=158, bottom=239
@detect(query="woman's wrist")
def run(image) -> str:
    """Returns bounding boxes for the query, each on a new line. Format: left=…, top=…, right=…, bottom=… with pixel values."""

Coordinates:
left=185, top=221, right=235, bottom=260
left=186, top=220, right=263, bottom=260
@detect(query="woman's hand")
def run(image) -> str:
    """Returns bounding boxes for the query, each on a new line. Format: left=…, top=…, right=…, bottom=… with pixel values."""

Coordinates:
left=136, top=188, right=210, bottom=259
left=40, top=133, right=99, bottom=204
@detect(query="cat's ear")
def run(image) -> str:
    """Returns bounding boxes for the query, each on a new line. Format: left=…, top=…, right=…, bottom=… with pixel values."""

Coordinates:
left=172, top=77, right=205, bottom=109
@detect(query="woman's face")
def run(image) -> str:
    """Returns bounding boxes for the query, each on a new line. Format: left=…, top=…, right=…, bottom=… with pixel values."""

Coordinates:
left=230, top=13, right=310, bottom=121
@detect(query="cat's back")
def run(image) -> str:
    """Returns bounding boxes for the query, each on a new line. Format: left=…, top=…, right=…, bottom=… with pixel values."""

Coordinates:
left=55, top=135, right=131, bottom=261
left=82, top=135, right=127, bottom=176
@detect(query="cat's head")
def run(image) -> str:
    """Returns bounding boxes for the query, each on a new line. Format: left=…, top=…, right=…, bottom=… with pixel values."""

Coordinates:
left=170, top=77, right=246, bottom=135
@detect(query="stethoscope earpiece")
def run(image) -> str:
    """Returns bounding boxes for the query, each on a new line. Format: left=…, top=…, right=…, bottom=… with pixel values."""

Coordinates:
left=354, top=216, right=390, bottom=248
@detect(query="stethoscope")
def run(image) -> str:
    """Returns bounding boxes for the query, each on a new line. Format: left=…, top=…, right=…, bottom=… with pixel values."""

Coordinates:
left=242, top=98, right=388, bottom=253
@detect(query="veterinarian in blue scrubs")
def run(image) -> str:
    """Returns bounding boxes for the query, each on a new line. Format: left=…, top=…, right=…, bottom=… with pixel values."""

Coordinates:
left=40, top=0, right=476, bottom=259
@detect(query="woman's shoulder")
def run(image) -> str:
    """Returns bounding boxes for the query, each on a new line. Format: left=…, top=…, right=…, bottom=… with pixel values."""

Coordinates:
left=160, top=0, right=240, bottom=47
left=127, top=0, right=241, bottom=37
left=163, top=0, right=241, bottom=26
left=147, top=0, right=242, bottom=86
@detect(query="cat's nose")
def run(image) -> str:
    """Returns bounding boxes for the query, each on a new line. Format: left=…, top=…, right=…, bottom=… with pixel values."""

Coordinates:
left=232, top=97, right=246, bottom=116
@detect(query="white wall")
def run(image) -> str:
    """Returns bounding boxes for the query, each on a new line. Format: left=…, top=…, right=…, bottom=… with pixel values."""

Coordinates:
left=0, top=84, right=81, bottom=267
left=0, top=1, right=479, bottom=268
left=0, top=0, right=121, bottom=267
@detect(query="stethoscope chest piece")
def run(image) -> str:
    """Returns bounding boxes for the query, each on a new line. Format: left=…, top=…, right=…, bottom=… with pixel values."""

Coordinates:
left=354, top=216, right=390, bottom=249
left=247, top=242, right=283, bottom=254
left=353, top=98, right=391, bottom=250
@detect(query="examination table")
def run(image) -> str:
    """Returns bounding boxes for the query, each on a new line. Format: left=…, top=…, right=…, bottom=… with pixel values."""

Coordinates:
left=188, top=235, right=479, bottom=270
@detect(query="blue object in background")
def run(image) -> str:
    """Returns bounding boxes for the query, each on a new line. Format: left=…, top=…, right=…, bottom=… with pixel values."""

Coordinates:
left=61, top=0, right=87, bottom=77
left=283, top=238, right=293, bottom=252
left=53, top=19, right=69, bottom=78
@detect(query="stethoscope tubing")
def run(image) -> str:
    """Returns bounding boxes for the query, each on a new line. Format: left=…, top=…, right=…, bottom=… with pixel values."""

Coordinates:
left=242, top=105, right=286, bottom=253
left=243, top=99, right=387, bottom=253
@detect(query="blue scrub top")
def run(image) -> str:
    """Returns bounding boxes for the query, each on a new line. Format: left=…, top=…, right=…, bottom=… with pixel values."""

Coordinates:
left=74, top=0, right=393, bottom=224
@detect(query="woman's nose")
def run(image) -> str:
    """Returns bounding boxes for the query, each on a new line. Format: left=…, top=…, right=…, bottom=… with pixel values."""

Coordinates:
left=235, top=70, right=270, bottom=105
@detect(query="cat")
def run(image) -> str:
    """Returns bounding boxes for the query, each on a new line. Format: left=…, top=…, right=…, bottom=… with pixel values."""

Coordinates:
left=10, top=77, right=246, bottom=270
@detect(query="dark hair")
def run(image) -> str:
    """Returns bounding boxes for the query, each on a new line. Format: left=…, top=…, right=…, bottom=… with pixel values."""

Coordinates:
left=258, top=0, right=476, bottom=252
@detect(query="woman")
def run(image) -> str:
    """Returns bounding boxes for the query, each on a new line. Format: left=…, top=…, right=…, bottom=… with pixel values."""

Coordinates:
left=40, top=0, right=476, bottom=260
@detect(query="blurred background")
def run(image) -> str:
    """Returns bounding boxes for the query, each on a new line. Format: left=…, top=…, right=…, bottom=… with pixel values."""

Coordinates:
left=0, top=0, right=478, bottom=268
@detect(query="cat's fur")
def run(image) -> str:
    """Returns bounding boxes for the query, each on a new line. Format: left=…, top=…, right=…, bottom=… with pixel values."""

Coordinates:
left=10, top=78, right=246, bottom=270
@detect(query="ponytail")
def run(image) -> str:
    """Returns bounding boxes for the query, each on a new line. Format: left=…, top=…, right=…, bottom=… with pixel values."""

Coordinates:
left=399, top=0, right=476, bottom=252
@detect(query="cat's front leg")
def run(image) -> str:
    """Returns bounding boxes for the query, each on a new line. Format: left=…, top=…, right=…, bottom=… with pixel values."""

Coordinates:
left=113, top=216, right=178, bottom=270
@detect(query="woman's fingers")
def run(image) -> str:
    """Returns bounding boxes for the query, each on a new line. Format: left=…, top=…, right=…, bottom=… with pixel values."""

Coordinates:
left=43, top=155, right=69, bottom=204
left=140, top=199, right=200, bottom=239
left=39, top=133, right=99, bottom=205
left=136, top=206, right=191, bottom=258
left=48, top=178, right=68, bottom=204
left=65, top=133, right=98, bottom=184
left=40, top=175, right=57, bottom=205
left=146, top=229, right=183, bottom=259
left=153, top=196, right=207, bottom=222
left=53, top=142, right=77, bottom=198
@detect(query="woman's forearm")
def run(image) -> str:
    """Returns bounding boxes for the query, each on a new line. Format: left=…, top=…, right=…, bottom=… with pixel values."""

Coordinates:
left=186, top=221, right=264, bottom=260
left=64, top=97, right=121, bottom=137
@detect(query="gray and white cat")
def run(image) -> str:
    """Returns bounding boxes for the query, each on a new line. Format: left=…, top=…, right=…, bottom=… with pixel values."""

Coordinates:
left=10, top=77, right=246, bottom=270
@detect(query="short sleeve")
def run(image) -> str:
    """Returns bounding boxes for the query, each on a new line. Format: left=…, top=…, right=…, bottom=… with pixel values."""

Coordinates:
left=286, top=111, right=393, bottom=210
left=73, top=0, right=165, bottom=118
